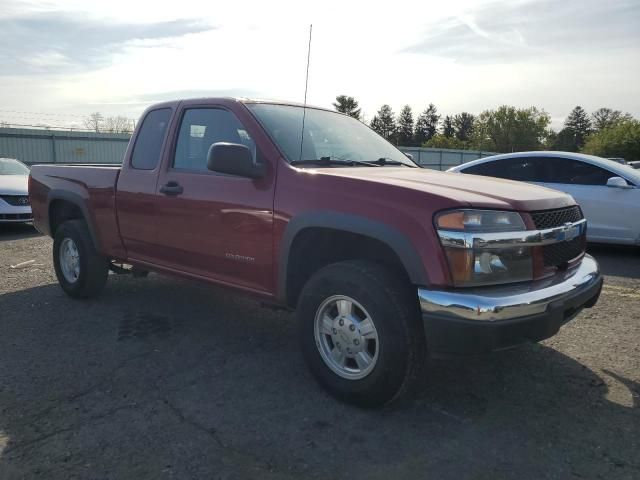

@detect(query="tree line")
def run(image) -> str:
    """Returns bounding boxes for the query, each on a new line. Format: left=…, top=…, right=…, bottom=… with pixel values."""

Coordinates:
left=83, top=99, right=639, bottom=160
left=83, top=112, right=135, bottom=134
left=333, top=95, right=640, bottom=161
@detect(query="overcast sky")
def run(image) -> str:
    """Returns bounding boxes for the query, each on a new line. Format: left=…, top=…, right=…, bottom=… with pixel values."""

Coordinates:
left=1, top=0, right=638, bottom=129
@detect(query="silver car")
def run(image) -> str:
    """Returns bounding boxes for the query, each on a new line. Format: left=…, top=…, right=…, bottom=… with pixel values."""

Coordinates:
left=0, top=158, right=32, bottom=223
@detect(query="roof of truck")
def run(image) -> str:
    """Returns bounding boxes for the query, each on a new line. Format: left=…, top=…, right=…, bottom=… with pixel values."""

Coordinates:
left=239, top=98, right=333, bottom=111
left=145, top=97, right=334, bottom=113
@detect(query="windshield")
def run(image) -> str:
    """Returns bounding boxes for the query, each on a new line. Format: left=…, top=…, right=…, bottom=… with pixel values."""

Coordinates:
left=247, top=104, right=417, bottom=167
left=0, top=158, right=29, bottom=175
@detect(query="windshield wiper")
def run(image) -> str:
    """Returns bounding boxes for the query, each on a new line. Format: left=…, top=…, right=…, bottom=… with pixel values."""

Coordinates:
left=375, top=157, right=413, bottom=167
left=291, top=157, right=381, bottom=167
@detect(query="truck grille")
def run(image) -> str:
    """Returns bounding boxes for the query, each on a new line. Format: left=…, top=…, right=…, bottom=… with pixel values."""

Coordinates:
left=531, top=206, right=583, bottom=229
left=543, top=237, right=584, bottom=267
left=531, top=207, right=586, bottom=268
left=1, top=195, right=30, bottom=206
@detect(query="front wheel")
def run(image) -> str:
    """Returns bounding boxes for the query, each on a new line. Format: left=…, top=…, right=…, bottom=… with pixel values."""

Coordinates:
left=298, top=260, right=425, bottom=407
left=53, top=219, right=109, bottom=299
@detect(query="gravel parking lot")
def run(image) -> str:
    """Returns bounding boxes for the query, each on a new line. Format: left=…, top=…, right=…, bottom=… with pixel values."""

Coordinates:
left=0, top=224, right=638, bottom=479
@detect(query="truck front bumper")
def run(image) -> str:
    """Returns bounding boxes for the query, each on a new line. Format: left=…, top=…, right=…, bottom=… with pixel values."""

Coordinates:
left=417, top=255, right=602, bottom=355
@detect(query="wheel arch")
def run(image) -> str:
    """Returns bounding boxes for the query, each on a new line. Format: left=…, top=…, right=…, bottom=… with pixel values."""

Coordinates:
left=278, top=211, right=429, bottom=307
left=47, top=190, right=102, bottom=252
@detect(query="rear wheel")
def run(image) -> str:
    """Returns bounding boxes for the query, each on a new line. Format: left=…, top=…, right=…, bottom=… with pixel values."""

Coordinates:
left=53, top=219, right=108, bottom=298
left=298, top=260, right=425, bottom=407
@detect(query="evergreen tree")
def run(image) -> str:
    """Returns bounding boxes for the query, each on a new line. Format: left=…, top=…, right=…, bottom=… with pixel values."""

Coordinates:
left=397, top=105, right=415, bottom=146
left=370, top=115, right=383, bottom=135
left=415, top=103, right=440, bottom=145
left=370, top=105, right=397, bottom=142
left=453, top=112, right=475, bottom=141
left=332, top=95, right=362, bottom=119
left=550, top=127, right=579, bottom=152
left=564, top=106, right=593, bottom=150
left=442, top=116, right=455, bottom=138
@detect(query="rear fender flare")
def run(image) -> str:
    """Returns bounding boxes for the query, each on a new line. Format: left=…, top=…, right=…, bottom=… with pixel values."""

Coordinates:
left=47, top=190, right=102, bottom=253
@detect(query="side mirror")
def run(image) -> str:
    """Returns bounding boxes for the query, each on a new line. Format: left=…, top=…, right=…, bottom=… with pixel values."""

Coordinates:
left=404, top=153, right=414, bottom=161
left=207, top=142, right=264, bottom=179
left=606, top=176, right=631, bottom=189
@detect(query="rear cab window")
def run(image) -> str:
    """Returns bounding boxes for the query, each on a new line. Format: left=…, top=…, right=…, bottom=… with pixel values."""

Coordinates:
left=130, top=108, right=172, bottom=170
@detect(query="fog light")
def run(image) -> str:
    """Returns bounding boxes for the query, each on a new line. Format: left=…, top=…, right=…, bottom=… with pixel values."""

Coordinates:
left=476, top=252, right=507, bottom=274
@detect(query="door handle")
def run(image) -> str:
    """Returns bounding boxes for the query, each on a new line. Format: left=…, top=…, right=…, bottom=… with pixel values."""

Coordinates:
left=160, top=182, right=183, bottom=195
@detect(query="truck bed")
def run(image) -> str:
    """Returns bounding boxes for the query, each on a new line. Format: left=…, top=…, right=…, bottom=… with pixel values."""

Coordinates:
left=29, top=164, right=126, bottom=258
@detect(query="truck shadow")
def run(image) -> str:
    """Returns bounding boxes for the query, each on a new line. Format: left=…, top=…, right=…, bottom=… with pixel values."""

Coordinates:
left=0, top=276, right=637, bottom=479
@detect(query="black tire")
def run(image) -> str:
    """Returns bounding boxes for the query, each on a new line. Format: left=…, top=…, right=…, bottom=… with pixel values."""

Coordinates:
left=53, top=219, right=109, bottom=299
left=298, top=260, right=425, bottom=407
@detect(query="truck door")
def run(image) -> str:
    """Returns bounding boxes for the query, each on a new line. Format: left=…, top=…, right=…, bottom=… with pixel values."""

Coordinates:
left=116, top=107, right=173, bottom=263
left=152, top=104, right=275, bottom=294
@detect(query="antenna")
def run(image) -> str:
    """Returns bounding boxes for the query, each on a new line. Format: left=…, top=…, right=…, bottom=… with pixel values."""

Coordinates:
left=299, top=24, right=312, bottom=162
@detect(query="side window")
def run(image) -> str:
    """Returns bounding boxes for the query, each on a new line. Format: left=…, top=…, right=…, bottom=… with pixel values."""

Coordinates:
left=548, top=159, right=615, bottom=185
left=173, top=108, right=256, bottom=171
left=464, top=158, right=548, bottom=182
left=464, top=161, right=504, bottom=177
left=131, top=108, right=171, bottom=170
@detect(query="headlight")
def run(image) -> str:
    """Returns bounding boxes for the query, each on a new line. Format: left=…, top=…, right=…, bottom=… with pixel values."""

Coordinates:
left=435, top=209, right=533, bottom=287
left=436, top=210, right=525, bottom=232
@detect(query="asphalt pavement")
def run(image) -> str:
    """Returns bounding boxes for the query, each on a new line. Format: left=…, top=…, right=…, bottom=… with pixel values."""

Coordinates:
left=0, top=223, right=638, bottom=479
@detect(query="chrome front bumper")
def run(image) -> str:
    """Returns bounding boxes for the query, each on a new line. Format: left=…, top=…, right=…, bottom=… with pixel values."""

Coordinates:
left=418, top=255, right=601, bottom=322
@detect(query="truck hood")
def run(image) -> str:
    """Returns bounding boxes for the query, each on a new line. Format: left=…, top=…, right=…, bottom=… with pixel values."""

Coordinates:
left=315, top=167, right=575, bottom=211
left=0, top=175, right=28, bottom=195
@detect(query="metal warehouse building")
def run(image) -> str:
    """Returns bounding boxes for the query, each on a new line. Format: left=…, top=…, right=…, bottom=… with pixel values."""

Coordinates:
left=0, top=127, right=130, bottom=166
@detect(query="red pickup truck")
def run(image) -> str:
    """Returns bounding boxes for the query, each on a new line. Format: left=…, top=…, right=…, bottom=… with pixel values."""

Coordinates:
left=29, top=98, right=603, bottom=406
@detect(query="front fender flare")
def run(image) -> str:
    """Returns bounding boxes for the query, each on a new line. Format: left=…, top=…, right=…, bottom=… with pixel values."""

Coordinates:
left=277, top=210, right=429, bottom=302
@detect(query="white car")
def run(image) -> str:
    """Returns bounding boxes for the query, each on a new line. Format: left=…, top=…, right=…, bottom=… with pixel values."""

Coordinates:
left=0, top=158, right=32, bottom=223
left=608, top=157, right=627, bottom=165
left=448, top=151, right=640, bottom=246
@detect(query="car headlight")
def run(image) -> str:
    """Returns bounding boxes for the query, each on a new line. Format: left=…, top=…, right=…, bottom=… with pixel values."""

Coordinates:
left=435, top=209, right=533, bottom=287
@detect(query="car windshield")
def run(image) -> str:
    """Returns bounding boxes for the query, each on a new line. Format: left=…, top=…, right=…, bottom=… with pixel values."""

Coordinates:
left=0, top=158, right=29, bottom=175
left=247, top=103, right=417, bottom=167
